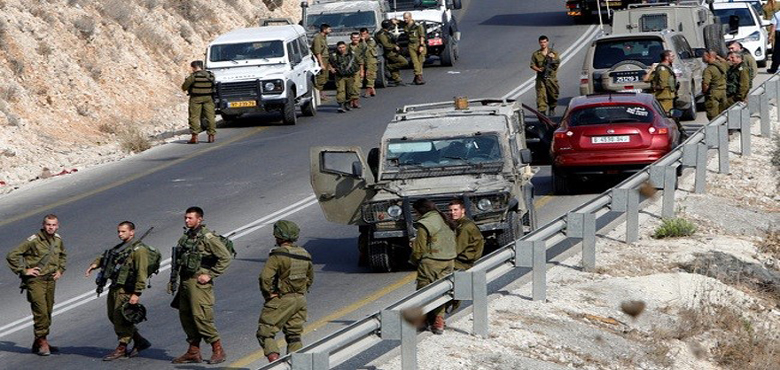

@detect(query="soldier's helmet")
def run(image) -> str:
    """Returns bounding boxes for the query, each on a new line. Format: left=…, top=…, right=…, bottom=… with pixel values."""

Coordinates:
left=381, top=20, right=394, bottom=30
left=273, top=220, right=300, bottom=242
left=122, top=303, right=148, bottom=324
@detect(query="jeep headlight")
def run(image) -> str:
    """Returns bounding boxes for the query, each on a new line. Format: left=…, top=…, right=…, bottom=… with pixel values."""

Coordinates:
left=362, top=201, right=404, bottom=223
left=477, top=198, right=493, bottom=211
left=387, top=205, right=403, bottom=219
left=262, top=79, right=284, bottom=94
left=745, top=31, right=760, bottom=42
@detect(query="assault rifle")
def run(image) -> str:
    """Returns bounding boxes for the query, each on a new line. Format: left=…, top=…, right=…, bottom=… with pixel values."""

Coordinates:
left=168, top=243, right=180, bottom=296
left=94, top=227, right=154, bottom=297
left=542, top=43, right=558, bottom=80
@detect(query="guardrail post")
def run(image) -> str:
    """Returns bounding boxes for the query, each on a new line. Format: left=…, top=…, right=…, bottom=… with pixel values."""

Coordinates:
left=453, top=270, right=489, bottom=338
left=760, top=90, right=771, bottom=137
left=566, top=212, right=596, bottom=272
left=611, top=188, right=639, bottom=243
left=740, top=104, right=751, bottom=156
left=774, top=79, right=780, bottom=119
left=380, top=310, right=417, bottom=370
left=727, top=107, right=741, bottom=130
left=705, top=125, right=718, bottom=148
left=748, top=94, right=758, bottom=116
left=532, top=241, right=547, bottom=301
left=663, top=165, right=676, bottom=218
left=694, top=143, right=707, bottom=193
left=291, top=352, right=329, bottom=370
left=718, top=124, right=729, bottom=174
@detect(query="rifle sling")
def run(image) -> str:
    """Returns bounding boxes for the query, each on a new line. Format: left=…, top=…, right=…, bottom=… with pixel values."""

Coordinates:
left=270, top=251, right=312, bottom=261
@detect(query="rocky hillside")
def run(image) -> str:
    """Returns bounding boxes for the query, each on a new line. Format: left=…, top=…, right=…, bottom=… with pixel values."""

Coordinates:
left=0, top=0, right=298, bottom=190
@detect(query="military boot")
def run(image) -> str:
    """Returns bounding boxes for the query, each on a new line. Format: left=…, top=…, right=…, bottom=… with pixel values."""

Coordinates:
left=34, top=337, right=50, bottom=356
left=338, top=103, right=347, bottom=113
left=128, top=332, right=152, bottom=358
left=103, top=343, right=127, bottom=361
left=207, top=340, right=226, bottom=364
left=207, top=134, right=215, bottom=143
left=351, top=99, right=361, bottom=109
left=368, top=87, right=376, bottom=97
left=267, top=352, right=280, bottom=362
left=413, top=75, right=426, bottom=85
left=431, top=316, right=445, bottom=335
left=188, top=134, right=198, bottom=144
left=171, top=342, right=202, bottom=364
left=43, top=337, right=59, bottom=353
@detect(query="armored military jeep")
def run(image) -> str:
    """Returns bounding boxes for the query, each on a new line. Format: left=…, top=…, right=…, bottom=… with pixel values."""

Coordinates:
left=310, top=98, right=537, bottom=272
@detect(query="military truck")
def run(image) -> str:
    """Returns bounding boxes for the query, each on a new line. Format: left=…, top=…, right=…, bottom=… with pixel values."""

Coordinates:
left=387, top=0, right=462, bottom=66
left=310, top=98, right=537, bottom=272
left=301, top=0, right=390, bottom=87
left=565, top=0, right=643, bottom=23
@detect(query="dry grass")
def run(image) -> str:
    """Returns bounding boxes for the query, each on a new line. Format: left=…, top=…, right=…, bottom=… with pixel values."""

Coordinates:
left=118, top=127, right=151, bottom=153
left=36, top=41, right=52, bottom=57
left=758, top=228, right=780, bottom=262
left=73, top=15, right=95, bottom=39
left=1, top=85, right=21, bottom=102
left=9, top=59, right=24, bottom=76
left=653, top=217, right=697, bottom=239
left=102, top=0, right=136, bottom=30
left=97, top=121, right=119, bottom=135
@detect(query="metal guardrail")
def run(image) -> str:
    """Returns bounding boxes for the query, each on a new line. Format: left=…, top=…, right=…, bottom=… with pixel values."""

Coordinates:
left=259, top=74, right=780, bottom=370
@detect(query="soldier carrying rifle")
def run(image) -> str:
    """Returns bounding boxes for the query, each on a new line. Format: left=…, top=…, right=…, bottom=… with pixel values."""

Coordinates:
left=530, top=35, right=560, bottom=116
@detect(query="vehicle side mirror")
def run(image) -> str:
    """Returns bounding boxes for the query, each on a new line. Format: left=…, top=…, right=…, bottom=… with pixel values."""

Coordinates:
left=519, top=148, right=533, bottom=164
left=351, top=161, right=363, bottom=177
left=669, top=109, right=683, bottom=119
left=728, top=15, right=740, bottom=35
left=678, top=51, right=691, bottom=59
left=694, top=48, right=706, bottom=58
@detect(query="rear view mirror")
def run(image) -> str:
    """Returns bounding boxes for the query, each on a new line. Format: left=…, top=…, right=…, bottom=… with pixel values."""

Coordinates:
left=728, top=15, right=740, bottom=35
left=694, top=48, right=706, bottom=58
left=669, top=109, right=683, bottom=119
left=519, top=149, right=533, bottom=164
left=351, top=161, right=363, bottom=177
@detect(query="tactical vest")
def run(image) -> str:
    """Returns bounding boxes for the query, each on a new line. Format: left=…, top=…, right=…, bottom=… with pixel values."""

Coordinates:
left=189, top=71, right=215, bottom=97
left=108, top=242, right=137, bottom=288
left=376, top=30, right=396, bottom=54
left=727, top=64, right=744, bottom=96
left=177, top=232, right=204, bottom=276
left=651, top=64, right=677, bottom=99
left=331, top=52, right=358, bottom=77
left=415, top=211, right=457, bottom=260
left=269, top=246, right=312, bottom=295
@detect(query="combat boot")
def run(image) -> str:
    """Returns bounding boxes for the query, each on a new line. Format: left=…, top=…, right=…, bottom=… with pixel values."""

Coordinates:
left=267, top=352, right=280, bottom=362
left=102, top=343, right=127, bottom=361
left=431, top=316, right=445, bottom=335
left=207, top=134, right=215, bottom=143
left=369, top=87, right=376, bottom=96
left=44, top=337, right=59, bottom=353
left=338, top=103, right=347, bottom=113
left=188, top=134, right=198, bottom=144
left=33, top=337, right=50, bottom=356
left=128, top=331, right=152, bottom=358
left=172, top=342, right=202, bottom=364
left=413, top=75, right=426, bottom=85
left=207, top=340, right=226, bottom=364
left=351, top=99, right=361, bottom=109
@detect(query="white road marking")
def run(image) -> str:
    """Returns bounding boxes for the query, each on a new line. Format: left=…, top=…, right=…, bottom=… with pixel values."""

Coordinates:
left=0, top=24, right=603, bottom=339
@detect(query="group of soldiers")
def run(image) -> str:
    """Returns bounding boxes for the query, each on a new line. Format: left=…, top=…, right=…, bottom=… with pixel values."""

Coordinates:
left=6, top=211, right=314, bottom=365
left=310, top=12, right=428, bottom=113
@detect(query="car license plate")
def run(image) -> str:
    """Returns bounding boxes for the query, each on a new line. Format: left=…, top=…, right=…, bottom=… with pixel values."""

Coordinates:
left=228, top=101, right=256, bottom=108
left=614, top=75, right=641, bottom=83
left=592, top=135, right=630, bottom=144
left=427, top=38, right=443, bottom=46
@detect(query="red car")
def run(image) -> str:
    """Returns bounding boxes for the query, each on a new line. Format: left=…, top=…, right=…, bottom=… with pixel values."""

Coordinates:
left=550, top=93, right=681, bottom=194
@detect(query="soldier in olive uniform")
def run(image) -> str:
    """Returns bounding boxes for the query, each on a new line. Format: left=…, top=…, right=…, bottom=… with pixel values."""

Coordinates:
left=530, top=35, right=560, bottom=116
left=403, top=12, right=427, bottom=85
left=376, top=20, right=409, bottom=86
left=728, top=42, right=756, bottom=89
left=410, top=199, right=456, bottom=335
left=171, top=206, right=232, bottom=365
left=360, top=27, right=379, bottom=97
left=85, top=221, right=153, bottom=361
left=256, top=220, right=314, bottom=363
left=311, top=24, right=331, bottom=100
left=445, top=199, right=484, bottom=313
left=701, top=50, right=729, bottom=120
left=6, top=214, right=67, bottom=356
left=645, top=50, right=685, bottom=134
left=726, top=51, right=751, bottom=106
left=329, top=41, right=360, bottom=113
left=348, top=33, right=366, bottom=109
left=181, top=60, right=216, bottom=144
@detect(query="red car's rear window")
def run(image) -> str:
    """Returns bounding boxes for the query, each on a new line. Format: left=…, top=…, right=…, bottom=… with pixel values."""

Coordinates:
left=568, top=104, right=654, bottom=126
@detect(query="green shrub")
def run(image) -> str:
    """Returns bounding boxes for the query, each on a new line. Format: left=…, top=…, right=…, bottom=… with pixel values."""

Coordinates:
left=653, top=217, right=697, bottom=239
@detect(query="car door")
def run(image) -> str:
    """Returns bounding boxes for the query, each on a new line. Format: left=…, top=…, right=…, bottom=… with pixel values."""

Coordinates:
left=310, top=147, right=376, bottom=225
left=297, top=35, right=320, bottom=88
left=287, top=40, right=305, bottom=98
left=674, top=35, right=702, bottom=96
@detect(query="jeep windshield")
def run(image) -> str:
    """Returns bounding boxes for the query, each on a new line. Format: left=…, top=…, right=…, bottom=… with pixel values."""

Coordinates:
left=390, top=0, right=440, bottom=11
left=306, top=12, right=376, bottom=32
left=711, top=8, right=756, bottom=27
left=593, top=37, right=664, bottom=69
left=383, top=135, right=503, bottom=178
left=209, top=41, right=285, bottom=63
left=567, top=104, right=654, bottom=126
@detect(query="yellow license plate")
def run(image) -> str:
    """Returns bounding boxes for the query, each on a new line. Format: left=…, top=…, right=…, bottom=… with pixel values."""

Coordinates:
left=229, top=101, right=257, bottom=108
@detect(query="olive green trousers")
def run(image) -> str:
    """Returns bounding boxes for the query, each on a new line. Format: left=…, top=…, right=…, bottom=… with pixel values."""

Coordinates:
left=26, top=277, right=56, bottom=338
left=107, top=287, right=135, bottom=344
left=416, top=259, right=454, bottom=320
left=256, top=294, right=307, bottom=356
left=176, top=278, right=220, bottom=344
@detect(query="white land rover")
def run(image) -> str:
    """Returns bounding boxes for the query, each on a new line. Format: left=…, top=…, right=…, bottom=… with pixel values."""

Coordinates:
left=205, top=24, right=321, bottom=125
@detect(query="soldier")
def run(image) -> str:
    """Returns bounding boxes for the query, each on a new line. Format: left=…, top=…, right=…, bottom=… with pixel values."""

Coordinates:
left=530, top=35, right=560, bottom=116
left=410, top=199, right=456, bottom=335
left=360, top=27, right=378, bottom=97
left=311, top=24, right=332, bottom=100
left=256, top=220, right=314, bottom=363
left=403, top=12, right=427, bottom=85
left=644, top=50, right=685, bottom=133
left=445, top=199, right=484, bottom=313
left=376, top=19, right=409, bottom=86
left=181, top=61, right=216, bottom=144
left=728, top=42, right=755, bottom=89
left=171, top=206, right=232, bottom=364
left=701, top=50, right=729, bottom=120
left=726, top=51, right=751, bottom=106
left=348, top=32, right=366, bottom=109
left=6, top=214, right=67, bottom=356
left=329, top=41, right=360, bottom=113
left=85, top=221, right=153, bottom=361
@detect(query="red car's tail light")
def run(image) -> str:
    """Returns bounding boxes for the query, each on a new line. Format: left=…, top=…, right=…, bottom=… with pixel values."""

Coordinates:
left=554, top=131, right=574, bottom=139
left=649, top=127, right=668, bottom=135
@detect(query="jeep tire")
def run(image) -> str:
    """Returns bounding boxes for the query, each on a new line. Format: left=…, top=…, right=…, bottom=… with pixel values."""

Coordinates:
left=282, top=92, right=297, bottom=125
left=441, top=35, right=457, bottom=67
left=704, top=24, right=728, bottom=58
left=301, top=83, right=317, bottom=117
left=497, top=211, right=521, bottom=248
left=376, top=59, right=387, bottom=88
left=368, top=240, right=392, bottom=272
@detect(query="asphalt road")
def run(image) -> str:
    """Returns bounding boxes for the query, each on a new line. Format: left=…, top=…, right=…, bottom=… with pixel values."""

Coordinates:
left=0, top=1, right=629, bottom=369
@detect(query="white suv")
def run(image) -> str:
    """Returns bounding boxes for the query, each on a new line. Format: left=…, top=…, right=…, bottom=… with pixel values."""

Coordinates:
left=710, top=1, right=770, bottom=67
left=205, top=25, right=321, bottom=125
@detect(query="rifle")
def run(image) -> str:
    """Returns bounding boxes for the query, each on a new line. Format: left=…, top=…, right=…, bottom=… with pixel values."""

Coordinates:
left=94, top=227, right=154, bottom=297
left=168, top=244, right=180, bottom=296
left=542, top=43, right=558, bottom=80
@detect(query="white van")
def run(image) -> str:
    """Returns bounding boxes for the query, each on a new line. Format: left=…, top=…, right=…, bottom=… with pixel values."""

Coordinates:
left=205, top=25, right=321, bottom=125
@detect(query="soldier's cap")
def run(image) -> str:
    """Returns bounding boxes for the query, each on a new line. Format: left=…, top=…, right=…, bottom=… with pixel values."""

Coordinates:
left=273, top=220, right=300, bottom=241
left=121, top=302, right=148, bottom=324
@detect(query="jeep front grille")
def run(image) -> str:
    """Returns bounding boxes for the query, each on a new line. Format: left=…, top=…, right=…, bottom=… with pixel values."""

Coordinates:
left=218, top=81, right=259, bottom=99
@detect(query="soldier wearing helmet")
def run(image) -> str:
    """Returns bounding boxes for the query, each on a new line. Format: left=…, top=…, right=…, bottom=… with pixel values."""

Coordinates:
left=256, top=220, right=314, bottom=363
